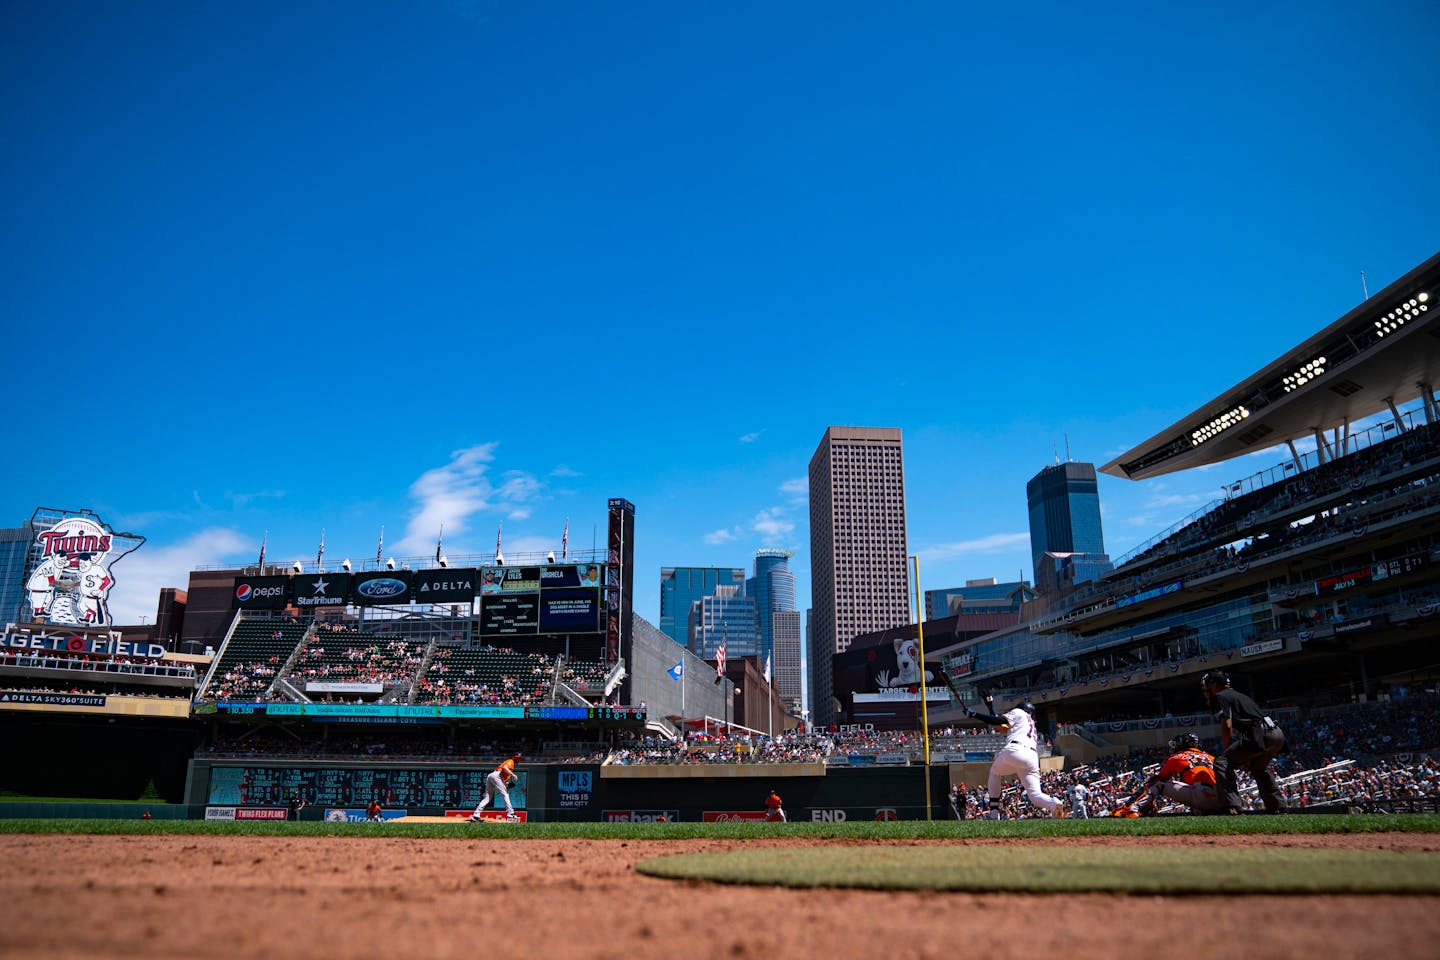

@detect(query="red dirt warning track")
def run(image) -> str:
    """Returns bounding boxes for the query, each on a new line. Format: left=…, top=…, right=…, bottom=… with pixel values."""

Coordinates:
left=2, top=833, right=1438, bottom=960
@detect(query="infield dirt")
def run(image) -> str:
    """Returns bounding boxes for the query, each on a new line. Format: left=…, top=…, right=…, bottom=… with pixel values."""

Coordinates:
left=3, top=832, right=1437, bottom=960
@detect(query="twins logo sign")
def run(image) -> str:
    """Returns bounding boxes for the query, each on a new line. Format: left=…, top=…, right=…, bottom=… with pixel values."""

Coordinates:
left=25, top=514, right=142, bottom=627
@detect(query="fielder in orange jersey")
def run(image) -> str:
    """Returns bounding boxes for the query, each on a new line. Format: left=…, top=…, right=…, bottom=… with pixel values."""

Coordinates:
left=764, top=789, right=786, bottom=822
left=1134, top=733, right=1222, bottom=814
left=470, top=753, right=522, bottom=821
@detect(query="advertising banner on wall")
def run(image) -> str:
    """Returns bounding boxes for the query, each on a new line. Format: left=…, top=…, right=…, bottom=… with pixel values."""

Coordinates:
left=351, top=571, right=413, bottom=605
left=292, top=573, right=351, bottom=608
left=413, top=568, right=476, bottom=604
left=233, top=576, right=289, bottom=609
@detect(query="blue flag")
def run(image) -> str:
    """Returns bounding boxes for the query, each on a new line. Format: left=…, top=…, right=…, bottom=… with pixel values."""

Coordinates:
left=667, top=661, right=683, bottom=680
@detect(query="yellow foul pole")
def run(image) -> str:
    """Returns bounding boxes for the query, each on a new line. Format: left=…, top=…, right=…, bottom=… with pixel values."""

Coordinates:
left=912, top=555, right=932, bottom=821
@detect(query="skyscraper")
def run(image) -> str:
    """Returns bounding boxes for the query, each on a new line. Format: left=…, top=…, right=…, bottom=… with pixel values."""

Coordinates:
left=1026, top=462, right=1106, bottom=585
left=659, top=566, right=746, bottom=647
left=747, top=548, right=795, bottom=663
left=808, top=426, right=911, bottom=725
left=772, top=609, right=802, bottom=711
left=689, top=584, right=761, bottom=659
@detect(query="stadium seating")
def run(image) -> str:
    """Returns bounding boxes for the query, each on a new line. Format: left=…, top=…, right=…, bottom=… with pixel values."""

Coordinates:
left=411, top=647, right=555, bottom=705
left=197, top=615, right=310, bottom=701
left=288, top=624, right=425, bottom=696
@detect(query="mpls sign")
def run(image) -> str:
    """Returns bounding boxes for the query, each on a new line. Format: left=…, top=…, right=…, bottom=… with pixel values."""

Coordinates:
left=556, top=770, right=593, bottom=808
left=25, top=513, right=141, bottom=628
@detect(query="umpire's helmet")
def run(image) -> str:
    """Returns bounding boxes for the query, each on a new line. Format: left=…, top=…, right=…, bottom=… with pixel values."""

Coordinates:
left=1201, top=670, right=1230, bottom=690
left=1169, top=732, right=1201, bottom=752
left=1017, top=701, right=1035, bottom=715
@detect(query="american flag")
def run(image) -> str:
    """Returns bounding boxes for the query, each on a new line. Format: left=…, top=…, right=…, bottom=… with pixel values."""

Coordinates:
left=316, top=528, right=325, bottom=571
left=561, top=518, right=569, bottom=561
left=436, top=525, right=444, bottom=564
left=257, top=531, right=267, bottom=570
left=715, top=640, right=726, bottom=680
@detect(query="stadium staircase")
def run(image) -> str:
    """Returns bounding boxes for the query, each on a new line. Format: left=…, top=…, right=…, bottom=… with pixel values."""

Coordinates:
left=266, top=622, right=318, bottom=700
left=406, top=640, right=441, bottom=704
left=195, top=614, right=310, bottom=701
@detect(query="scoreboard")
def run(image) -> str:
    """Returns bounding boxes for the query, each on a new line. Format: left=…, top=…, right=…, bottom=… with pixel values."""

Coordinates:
left=478, top=565, right=602, bottom=636
left=207, top=765, right=529, bottom=809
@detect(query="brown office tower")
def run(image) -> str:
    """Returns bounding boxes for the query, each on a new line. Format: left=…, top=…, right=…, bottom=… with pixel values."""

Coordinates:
left=808, top=426, right=910, bottom=725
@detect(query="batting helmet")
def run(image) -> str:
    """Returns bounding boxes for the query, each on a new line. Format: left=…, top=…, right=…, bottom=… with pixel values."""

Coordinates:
left=1017, top=701, right=1035, bottom=715
left=1169, top=732, right=1201, bottom=752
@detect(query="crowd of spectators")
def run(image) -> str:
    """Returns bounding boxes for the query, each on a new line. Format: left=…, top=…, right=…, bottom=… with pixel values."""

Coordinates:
left=291, top=636, right=425, bottom=690
left=0, top=648, right=195, bottom=679
left=413, top=647, right=557, bottom=705
left=206, top=657, right=284, bottom=701
left=0, top=683, right=190, bottom=701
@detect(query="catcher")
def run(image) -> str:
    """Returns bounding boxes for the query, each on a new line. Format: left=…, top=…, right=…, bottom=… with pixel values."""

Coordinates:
left=469, top=752, right=523, bottom=821
left=1113, top=733, right=1221, bottom=817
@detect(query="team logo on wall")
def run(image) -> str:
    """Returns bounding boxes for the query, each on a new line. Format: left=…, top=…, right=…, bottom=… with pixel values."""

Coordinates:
left=25, top=515, right=136, bottom=627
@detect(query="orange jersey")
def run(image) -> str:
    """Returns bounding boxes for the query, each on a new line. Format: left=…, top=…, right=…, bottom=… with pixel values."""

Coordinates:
left=1157, top=748, right=1217, bottom=787
left=766, top=793, right=783, bottom=810
left=494, top=758, right=517, bottom=780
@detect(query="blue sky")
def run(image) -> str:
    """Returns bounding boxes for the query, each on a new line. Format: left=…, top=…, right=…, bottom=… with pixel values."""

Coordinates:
left=2, top=1, right=1437, bottom=628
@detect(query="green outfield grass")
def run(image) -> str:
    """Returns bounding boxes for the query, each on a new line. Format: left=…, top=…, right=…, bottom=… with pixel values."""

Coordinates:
left=0, top=813, right=1437, bottom=840
left=635, top=845, right=1440, bottom=893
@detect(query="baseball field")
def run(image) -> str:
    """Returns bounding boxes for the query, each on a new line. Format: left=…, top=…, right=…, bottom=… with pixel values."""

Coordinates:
left=3, top=814, right=1438, bottom=960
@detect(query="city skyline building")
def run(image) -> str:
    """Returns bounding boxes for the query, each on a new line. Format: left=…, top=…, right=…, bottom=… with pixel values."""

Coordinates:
left=747, top=548, right=796, bottom=664
left=772, top=609, right=802, bottom=711
left=807, top=425, right=911, bottom=726
left=689, top=583, right=762, bottom=659
left=658, top=565, right=745, bottom=647
left=0, top=520, right=34, bottom=625
left=924, top=578, right=1034, bottom=620
left=1026, top=462, right=1107, bottom=588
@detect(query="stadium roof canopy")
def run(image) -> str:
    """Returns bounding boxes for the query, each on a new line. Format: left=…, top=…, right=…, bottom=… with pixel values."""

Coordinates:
left=1103, top=251, right=1440, bottom=481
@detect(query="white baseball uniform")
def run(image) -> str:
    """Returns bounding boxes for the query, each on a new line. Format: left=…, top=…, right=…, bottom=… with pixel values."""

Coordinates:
left=986, top=708, right=1063, bottom=815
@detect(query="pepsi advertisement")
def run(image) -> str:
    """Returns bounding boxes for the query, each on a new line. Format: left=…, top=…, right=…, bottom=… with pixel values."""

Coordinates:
left=233, top=576, right=289, bottom=609
left=352, top=571, right=413, bottom=605
left=413, top=568, right=476, bottom=604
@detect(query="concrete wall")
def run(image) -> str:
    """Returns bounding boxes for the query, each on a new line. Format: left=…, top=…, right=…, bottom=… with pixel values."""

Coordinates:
left=628, top=613, right=731, bottom=732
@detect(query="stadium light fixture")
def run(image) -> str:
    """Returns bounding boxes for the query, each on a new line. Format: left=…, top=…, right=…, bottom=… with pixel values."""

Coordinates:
left=546, top=551, right=556, bottom=563
left=1282, top=355, right=1328, bottom=393
left=1189, top=405, right=1250, bottom=447
left=341, top=559, right=352, bottom=572
left=385, top=557, right=396, bottom=570
left=496, top=552, right=506, bottom=566
left=292, top=561, right=304, bottom=574
left=1375, top=292, right=1430, bottom=338
left=438, top=555, right=448, bottom=568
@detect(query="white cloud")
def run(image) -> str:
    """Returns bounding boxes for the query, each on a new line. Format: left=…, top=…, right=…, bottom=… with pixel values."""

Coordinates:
left=739, top=431, right=765, bottom=444
left=704, top=527, right=740, bottom=545
left=752, top=508, right=795, bottom=538
left=497, top=470, right=544, bottom=504
left=508, top=508, right=532, bottom=521
left=108, top=528, right=252, bottom=627
left=395, top=443, right=499, bottom=555
left=779, top=477, right=808, bottom=501
left=550, top=464, right=583, bottom=478
left=916, top=532, right=1030, bottom=562
left=227, top=490, right=285, bottom=509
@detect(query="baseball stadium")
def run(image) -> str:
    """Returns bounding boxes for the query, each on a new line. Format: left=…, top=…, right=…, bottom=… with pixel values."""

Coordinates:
left=4, top=256, right=1440, bottom=958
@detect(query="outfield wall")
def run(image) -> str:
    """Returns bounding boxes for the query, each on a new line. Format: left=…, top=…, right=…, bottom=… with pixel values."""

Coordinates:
left=184, top=759, right=952, bottom=822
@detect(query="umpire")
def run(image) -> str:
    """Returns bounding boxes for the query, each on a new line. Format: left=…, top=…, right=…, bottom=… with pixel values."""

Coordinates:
left=1201, top=670, right=1287, bottom=814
